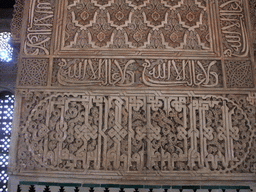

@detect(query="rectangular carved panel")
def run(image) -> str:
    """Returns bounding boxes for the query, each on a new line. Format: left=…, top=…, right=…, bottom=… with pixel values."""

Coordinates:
left=19, top=59, right=49, bottom=86
left=53, top=0, right=220, bottom=57
left=218, top=0, right=250, bottom=58
left=9, top=0, right=256, bottom=187
left=16, top=91, right=255, bottom=176
left=52, top=58, right=223, bottom=88
left=24, top=0, right=55, bottom=55
left=224, top=60, right=254, bottom=88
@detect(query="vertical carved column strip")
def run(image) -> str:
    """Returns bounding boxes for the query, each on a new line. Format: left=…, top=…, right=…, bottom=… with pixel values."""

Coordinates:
left=23, top=0, right=55, bottom=56
left=11, top=0, right=25, bottom=43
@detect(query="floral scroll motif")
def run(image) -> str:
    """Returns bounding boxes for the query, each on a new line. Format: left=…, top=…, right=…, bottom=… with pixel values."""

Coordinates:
left=63, top=0, right=211, bottom=50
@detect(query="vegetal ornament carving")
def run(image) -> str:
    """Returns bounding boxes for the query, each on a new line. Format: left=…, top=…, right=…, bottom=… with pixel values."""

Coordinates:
left=63, top=0, right=211, bottom=50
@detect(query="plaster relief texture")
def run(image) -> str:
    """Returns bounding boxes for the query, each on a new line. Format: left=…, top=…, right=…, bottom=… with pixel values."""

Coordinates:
left=8, top=0, right=256, bottom=187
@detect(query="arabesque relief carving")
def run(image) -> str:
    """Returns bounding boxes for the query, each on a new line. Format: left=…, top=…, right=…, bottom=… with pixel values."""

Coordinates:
left=9, top=0, right=256, bottom=186
left=53, top=58, right=222, bottom=87
left=16, top=91, right=255, bottom=174
left=22, top=0, right=252, bottom=58
left=62, top=0, right=211, bottom=50
left=24, top=0, right=55, bottom=55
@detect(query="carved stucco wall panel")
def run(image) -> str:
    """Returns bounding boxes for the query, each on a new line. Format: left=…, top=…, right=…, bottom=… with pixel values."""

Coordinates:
left=247, top=92, right=256, bottom=106
left=62, top=0, right=212, bottom=50
left=218, top=0, right=250, bottom=58
left=13, top=91, right=256, bottom=175
left=51, top=58, right=223, bottom=88
left=18, top=59, right=49, bottom=86
left=8, top=0, right=256, bottom=188
left=52, top=0, right=221, bottom=57
left=23, top=0, right=55, bottom=56
left=224, top=60, right=254, bottom=88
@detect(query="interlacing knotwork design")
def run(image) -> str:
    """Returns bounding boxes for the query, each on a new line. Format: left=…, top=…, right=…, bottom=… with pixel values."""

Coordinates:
left=225, top=60, right=254, bottom=88
left=15, top=91, right=51, bottom=171
left=63, top=0, right=211, bottom=49
left=17, top=92, right=255, bottom=174
left=24, top=0, right=55, bottom=55
left=53, top=58, right=222, bottom=87
left=19, top=59, right=49, bottom=86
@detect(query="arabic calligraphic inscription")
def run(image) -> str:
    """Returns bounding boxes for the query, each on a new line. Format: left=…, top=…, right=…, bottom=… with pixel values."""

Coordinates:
left=9, top=0, right=256, bottom=186
left=52, top=58, right=223, bottom=87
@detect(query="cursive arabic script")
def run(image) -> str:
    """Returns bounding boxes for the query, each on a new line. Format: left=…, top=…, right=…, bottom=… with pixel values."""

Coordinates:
left=24, top=0, right=54, bottom=55
left=57, top=58, right=221, bottom=87
left=219, top=0, right=249, bottom=57
left=142, top=59, right=219, bottom=87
